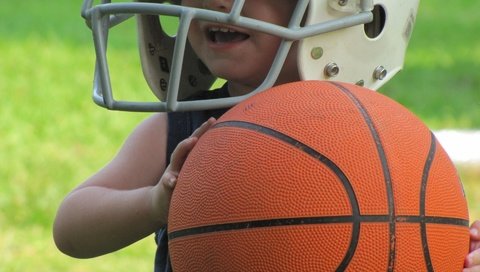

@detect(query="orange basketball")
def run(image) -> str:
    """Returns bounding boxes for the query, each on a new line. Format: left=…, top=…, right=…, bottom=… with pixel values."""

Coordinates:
left=168, top=81, right=470, bottom=271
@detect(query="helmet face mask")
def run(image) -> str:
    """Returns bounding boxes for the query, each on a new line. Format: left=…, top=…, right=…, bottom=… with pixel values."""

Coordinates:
left=81, top=0, right=419, bottom=112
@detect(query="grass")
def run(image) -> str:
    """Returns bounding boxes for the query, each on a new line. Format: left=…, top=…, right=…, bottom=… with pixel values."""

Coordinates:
left=0, top=226, right=155, bottom=272
left=461, top=166, right=480, bottom=221
left=0, top=0, right=479, bottom=271
left=381, top=1, right=480, bottom=128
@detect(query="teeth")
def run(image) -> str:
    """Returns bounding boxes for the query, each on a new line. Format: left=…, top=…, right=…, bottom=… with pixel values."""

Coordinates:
left=209, top=27, right=236, bottom=33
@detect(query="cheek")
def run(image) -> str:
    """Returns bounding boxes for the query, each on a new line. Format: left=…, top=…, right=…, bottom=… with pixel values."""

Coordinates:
left=187, top=30, right=201, bottom=51
left=246, top=2, right=295, bottom=26
left=257, top=34, right=283, bottom=53
left=181, top=0, right=199, bottom=8
left=187, top=19, right=202, bottom=40
left=186, top=24, right=203, bottom=53
left=275, top=2, right=298, bottom=26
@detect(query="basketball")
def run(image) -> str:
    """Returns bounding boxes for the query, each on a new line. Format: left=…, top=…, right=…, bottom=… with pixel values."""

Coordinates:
left=168, top=81, right=470, bottom=271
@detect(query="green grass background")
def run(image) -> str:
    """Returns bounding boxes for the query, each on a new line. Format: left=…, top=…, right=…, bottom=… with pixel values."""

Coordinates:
left=1, top=1, right=479, bottom=271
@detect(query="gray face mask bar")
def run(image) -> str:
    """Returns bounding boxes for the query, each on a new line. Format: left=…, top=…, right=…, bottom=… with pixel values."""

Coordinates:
left=81, top=0, right=373, bottom=112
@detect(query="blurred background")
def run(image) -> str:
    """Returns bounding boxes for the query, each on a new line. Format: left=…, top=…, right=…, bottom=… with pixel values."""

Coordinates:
left=1, top=1, right=479, bottom=271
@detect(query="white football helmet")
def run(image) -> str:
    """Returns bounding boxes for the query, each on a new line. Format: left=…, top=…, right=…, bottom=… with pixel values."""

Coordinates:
left=81, top=0, right=419, bottom=112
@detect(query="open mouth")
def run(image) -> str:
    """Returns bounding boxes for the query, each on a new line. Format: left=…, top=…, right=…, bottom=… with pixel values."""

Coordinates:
left=207, top=27, right=250, bottom=44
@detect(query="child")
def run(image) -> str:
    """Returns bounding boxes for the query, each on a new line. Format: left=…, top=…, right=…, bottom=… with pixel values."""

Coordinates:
left=54, top=0, right=480, bottom=271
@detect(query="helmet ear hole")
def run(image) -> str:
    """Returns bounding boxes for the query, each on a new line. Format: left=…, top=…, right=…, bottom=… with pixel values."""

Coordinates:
left=364, top=5, right=386, bottom=39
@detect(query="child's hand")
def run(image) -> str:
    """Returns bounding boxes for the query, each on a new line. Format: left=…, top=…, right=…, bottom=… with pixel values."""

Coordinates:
left=149, top=117, right=216, bottom=226
left=464, top=220, right=480, bottom=271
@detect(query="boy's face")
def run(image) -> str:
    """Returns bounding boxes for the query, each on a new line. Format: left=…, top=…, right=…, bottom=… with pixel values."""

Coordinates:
left=182, top=0, right=299, bottom=95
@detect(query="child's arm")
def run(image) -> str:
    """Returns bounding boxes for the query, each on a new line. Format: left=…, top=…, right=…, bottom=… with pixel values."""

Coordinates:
left=53, top=113, right=169, bottom=258
left=53, top=113, right=215, bottom=258
left=464, top=220, right=480, bottom=271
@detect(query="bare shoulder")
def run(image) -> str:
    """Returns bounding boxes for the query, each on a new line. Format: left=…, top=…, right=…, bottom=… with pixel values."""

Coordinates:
left=123, top=113, right=168, bottom=150
left=121, top=113, right=168, bottom=158
left=78, top=113, right=169, bottom=190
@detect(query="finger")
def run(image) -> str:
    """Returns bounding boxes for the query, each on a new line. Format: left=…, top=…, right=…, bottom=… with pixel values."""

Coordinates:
left=168, top=136, right=198, bottom=173
left=166, top=118, right=215, bottom=178
left=191, top=117, right=216, bottom=138
left=463, top=267, right=480, bottom=272
left=160, top=171, right=177, bottom=190
left=471, top=221, right=480, bottom=239
left=472, top=240, right=480, bottom=254
left=465, top=249, right=480, bottom=268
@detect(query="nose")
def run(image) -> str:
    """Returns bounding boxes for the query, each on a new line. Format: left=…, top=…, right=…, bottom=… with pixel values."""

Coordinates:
left=202, top=0, right=233, bottom=12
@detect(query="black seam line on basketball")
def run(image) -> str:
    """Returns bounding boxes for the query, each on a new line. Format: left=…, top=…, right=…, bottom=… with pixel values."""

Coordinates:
left=169, top=216, right=355, bottom=240
left=211, top=120, right=361, bottom=220
left=168, top=214, right=469, bottom=240
left=394, top=215, right=469, bottom=226
left=328, top=81, right=396, bottom=272
left=192, top=120, right=360, bottom=271
left=420, top=132, right=436, bottom=272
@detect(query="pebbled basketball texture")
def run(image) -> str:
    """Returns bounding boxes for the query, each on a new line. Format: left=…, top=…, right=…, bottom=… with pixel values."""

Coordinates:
left=168, top=81, right=469, bottom=271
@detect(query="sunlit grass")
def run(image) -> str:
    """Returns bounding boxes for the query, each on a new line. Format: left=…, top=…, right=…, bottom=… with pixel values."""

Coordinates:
left=0, top=38, right=148, bottom=225
left=381, top=1, right=480, bottom=129
left=0, top=37, right=153, bottom=270
left=460, top=166, right=480, bottom=222
left=0, top=226, right=154, bottom=272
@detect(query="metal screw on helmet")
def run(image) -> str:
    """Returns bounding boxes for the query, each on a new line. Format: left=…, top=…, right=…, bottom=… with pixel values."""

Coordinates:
left=311, top=47, right=324, bottom=60
left=338, top=0, right=349, bottom=6
left=324, top=62, right=340, bottom=77
left=356, top=80, right=365, bottom=87
left=373, top=66, right=387, bottom=80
